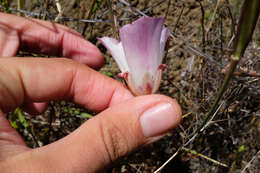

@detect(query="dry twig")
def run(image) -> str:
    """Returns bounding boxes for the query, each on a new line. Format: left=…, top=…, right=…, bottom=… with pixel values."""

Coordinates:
left=183, top=147, right=228, bottom=167
left=55, top=0, right=63, bottom=22
left=241, top=150, right=260, bottom=173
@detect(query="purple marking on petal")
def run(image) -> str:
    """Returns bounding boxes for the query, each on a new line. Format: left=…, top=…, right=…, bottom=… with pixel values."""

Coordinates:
left=98, top=37, right=129, bottom=73
left=119, top=16, right=165, bottom=89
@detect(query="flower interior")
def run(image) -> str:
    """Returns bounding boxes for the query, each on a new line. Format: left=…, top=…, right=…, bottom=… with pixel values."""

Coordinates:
left=99, top=16, right=169, bottom=95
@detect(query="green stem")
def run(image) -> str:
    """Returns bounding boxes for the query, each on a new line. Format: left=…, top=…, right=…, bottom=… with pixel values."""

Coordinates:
left=188, top=0, right=260, bottom=139
left=233, top=0, right=260, bottom=57
left=188, top=57, right=238, bottom=138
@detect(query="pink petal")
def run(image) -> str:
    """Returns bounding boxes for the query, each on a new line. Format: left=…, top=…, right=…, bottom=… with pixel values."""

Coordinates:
left=119, top=16, right=165, bottom=89
left=98, top=37, right=129, bottom=73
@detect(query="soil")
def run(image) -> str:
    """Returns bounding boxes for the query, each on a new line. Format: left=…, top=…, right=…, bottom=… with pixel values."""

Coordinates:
left=4, top=0, right=260, bottom=172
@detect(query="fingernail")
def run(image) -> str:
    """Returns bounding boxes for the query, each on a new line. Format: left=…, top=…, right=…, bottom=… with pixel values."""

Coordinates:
left=140, top=102, right=178, bottom=137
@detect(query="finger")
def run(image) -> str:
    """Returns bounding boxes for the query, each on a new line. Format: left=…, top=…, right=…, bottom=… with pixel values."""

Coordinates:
left=0, top=13, right=103, bottom=68
left=0, top=22, right=19, bottom=56
left=0, top=57, right=132, bottom=113
left=21, top=102, right=48, bottom=115
left=0, top=110, right=29, bottom=161
left=2, top=95, right=182, bottom=172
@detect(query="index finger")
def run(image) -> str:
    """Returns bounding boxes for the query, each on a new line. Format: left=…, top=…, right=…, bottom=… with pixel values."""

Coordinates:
left=0, top=13, right=103, bottom=69
left=0, top=58, right=133, bottom=112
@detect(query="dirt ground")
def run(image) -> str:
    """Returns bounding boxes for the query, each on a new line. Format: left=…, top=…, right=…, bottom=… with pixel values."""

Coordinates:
left=3, top=0, right=260, bottom=172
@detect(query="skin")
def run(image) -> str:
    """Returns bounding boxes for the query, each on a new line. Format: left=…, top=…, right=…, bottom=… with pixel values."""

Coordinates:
left=0, top=13, right=182, bottom=172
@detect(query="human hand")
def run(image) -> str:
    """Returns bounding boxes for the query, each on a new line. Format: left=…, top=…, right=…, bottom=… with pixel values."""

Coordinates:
left=0, top=13, right=103, bottom=67
left=0, top=13, right=182, bottom=172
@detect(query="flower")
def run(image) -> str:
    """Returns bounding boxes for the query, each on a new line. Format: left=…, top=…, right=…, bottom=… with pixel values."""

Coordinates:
left=99, top=16, right=169, bottom=95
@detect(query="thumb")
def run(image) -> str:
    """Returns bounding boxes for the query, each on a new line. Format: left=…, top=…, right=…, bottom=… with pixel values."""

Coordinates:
left=5, top=95, right=182, bottom=173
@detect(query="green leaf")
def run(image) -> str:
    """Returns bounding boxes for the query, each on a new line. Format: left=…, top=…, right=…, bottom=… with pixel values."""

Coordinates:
left=10, top=121, right=18, bottom=129
left=73, top=110, right=80, bottom=115
left=238, top=145, right=245, bottom=153
left=80, top=112, right=93, bottom=119
left=102, top=71, right=114, bottom=77
left=15, top=108, right=29, bottom=128
left=92, top=0, right=104, bottom=13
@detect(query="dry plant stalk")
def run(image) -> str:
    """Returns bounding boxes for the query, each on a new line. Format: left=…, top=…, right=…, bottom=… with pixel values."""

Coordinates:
left=17, top=0, right=23, bottom=16
left=155, top=0, right=260, bottom=172
left=106, top=0, right=119, bottom=39
left=182, top=147, right=228, bottom=167
left=206, top=0, right=223, bottom=33
left=188, top=0, right=260, bottom=140
left=81, top=0, right=98, bottom=36
left=55, top=0, right=63, bottom=22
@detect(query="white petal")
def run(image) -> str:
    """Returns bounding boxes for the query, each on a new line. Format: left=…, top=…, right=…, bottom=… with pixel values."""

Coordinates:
left=127, top=70, right=162, bottom=95
left=159, top=27, right=170, bottom=64
left=98, top=37, right=129, bottom=73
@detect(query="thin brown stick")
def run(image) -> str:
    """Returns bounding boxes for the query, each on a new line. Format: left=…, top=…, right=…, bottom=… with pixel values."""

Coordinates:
left=221, top=63, right=260, bottom=77
left=198, top=1, right=206, bottom=52
left=173, top=4, right=184, bottom=33
left=17, top=0, right=23, bottom=16
left=225, top=71, right=260, bottom=77
left=111, top=0, right=120, bottom=39
left=183, top=147, right=228, bottom=167
left=81, top=0, right=98, bottom=36
left=106, top=0, right=119, bottom=39
left=153, top=146, right=183, bottom=173
left=206, top=0, right=222, bottom=32
left=164, top=0, right=171, bottom=21
left=42, top=0, right=50, bottom=20
left=225, top=0, right=236, bottom=35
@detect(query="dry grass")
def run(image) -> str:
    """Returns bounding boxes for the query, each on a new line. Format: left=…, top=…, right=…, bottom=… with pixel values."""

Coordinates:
left=3, top=0, right=260, bottom=172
